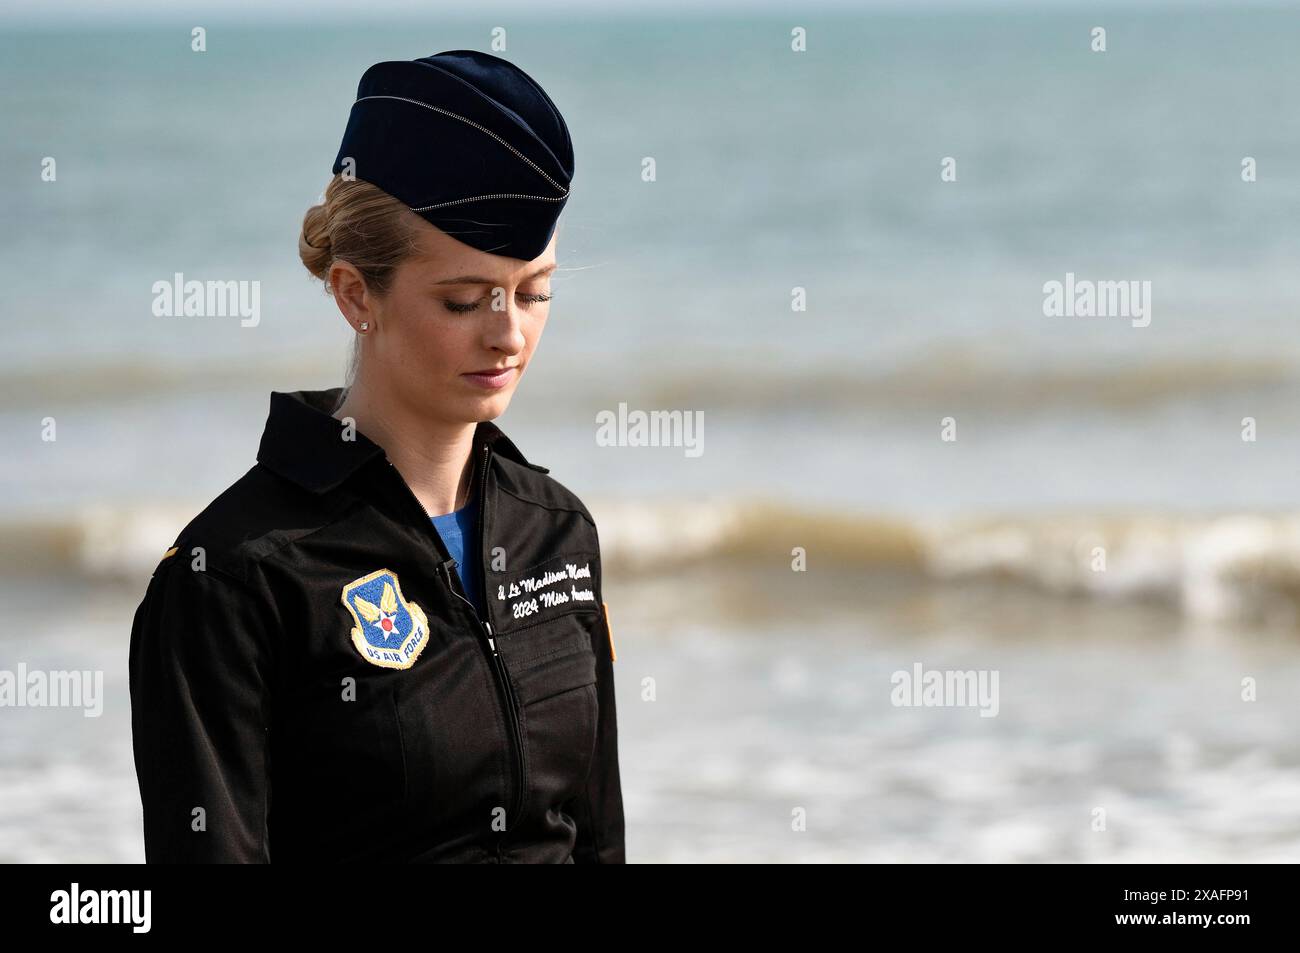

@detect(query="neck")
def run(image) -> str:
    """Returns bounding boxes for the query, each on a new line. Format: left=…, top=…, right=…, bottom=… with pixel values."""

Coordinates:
left=333, top=381, right=477, bottom=517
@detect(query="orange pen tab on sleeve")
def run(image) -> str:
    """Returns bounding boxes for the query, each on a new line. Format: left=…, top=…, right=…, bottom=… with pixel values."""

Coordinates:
left=602, top=601, right=617, bottom=662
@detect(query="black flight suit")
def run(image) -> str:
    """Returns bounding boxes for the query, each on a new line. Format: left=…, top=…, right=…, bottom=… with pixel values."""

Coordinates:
left=128, top=387, right=626, bottom=863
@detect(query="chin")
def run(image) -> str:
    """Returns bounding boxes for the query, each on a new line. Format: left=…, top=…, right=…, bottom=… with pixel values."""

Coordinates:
left=465, top=391, right=514, bottom=421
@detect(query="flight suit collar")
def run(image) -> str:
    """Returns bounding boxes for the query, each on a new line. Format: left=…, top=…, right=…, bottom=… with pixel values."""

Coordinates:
left=255, top=386, right=544, bottom=494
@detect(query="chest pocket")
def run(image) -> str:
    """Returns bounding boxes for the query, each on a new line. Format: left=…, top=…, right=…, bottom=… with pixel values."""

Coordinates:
left=497, top=608, right=601, bottom=800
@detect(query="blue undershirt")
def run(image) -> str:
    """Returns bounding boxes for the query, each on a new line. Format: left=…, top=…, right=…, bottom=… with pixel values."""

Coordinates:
left=431, top=492, right=485, bottom=619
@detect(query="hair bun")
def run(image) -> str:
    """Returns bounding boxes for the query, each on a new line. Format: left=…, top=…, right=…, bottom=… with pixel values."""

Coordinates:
left=296, top=174, right=419, bottom=296
left=298, top=202, right=334, bottom=280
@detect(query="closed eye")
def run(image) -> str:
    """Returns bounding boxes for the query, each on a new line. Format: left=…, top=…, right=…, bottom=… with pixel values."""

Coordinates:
left=443, top=292, right=552, bottom=314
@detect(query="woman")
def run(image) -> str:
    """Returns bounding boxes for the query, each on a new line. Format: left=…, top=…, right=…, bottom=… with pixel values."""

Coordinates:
left=128, top=50, right=625, bottom=863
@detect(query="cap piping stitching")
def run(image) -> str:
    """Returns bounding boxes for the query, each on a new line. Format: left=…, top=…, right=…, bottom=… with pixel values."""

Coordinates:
left=353, top=94, right=570, bottom=205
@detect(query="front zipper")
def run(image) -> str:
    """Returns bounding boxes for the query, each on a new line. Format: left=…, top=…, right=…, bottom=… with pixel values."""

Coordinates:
left=384, top=446, right=527, bottom=842
left=471, top=443, right=528, bottom=839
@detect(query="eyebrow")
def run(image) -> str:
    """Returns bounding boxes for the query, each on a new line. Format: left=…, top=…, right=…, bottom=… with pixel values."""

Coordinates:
left=432, top=263, right=556, bottom=286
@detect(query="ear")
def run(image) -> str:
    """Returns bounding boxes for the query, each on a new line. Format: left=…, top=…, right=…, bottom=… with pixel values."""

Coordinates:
left=329, top=260, right=378, bottom=332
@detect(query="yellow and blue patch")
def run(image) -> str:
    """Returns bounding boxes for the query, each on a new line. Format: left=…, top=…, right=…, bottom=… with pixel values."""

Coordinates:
left=341, top=568, right=430, bottom=669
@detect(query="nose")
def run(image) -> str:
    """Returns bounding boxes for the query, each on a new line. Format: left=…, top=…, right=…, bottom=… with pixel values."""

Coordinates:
left=482, top=294, right=527, bottom=356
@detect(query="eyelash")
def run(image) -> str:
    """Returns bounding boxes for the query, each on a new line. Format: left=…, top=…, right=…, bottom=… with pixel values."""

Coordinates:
left=443, top=292, right=552, bottom=314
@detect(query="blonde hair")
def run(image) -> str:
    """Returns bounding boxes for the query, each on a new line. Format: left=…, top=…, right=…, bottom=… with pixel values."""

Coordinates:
left=298, top=174, right=425, bottom=388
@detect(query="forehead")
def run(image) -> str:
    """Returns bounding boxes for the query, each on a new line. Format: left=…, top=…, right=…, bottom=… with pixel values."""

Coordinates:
left=406, top=219, right=557, bottom=283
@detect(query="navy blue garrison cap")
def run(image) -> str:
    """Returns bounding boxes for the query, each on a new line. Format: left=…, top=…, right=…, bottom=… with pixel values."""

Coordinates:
left=331, top=50, right=573, bottom=261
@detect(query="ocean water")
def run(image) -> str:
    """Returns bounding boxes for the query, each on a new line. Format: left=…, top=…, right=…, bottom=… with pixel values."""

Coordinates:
left=3, top=5, right=1300, bottom=862
left=6, top=8, right=1300, bottom=518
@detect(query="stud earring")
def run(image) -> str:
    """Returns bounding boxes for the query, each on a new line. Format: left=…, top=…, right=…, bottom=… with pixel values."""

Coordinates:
left=358, top=321, right=370, bottom=333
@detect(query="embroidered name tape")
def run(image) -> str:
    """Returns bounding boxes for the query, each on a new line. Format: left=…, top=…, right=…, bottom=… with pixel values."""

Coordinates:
left=494, top=553, right=598, bottom=624
left=341, top=569, right=431, bottom=669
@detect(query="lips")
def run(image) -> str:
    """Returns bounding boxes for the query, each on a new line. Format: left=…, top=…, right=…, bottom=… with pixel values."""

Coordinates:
left=461, top=366, right=518, bottom=390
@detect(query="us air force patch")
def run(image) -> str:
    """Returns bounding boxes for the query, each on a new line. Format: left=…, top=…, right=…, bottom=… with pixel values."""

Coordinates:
left=341, top=569, right=430, bottom=669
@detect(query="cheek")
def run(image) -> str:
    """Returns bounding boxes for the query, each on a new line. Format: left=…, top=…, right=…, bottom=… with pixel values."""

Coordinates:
left=392, top=311, right=472, bottom=369
left=523, top=311, right=548, bottom=352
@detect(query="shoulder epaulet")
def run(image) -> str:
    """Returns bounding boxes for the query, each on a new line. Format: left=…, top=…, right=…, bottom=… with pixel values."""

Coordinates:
left=602, top=601, right=616, bottom=662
